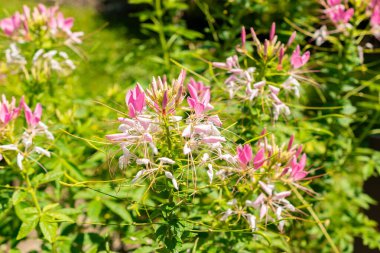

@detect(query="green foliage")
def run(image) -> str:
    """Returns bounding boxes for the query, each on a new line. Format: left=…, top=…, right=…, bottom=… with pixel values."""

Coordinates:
left=0, top=0, right=379, bottom=252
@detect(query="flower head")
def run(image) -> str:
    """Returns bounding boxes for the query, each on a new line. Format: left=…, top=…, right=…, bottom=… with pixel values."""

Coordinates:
left=0, top=95, right=21, bottom=127
left=289, top=153, right=308, bottom=181
left=145, top=70, right=186, bottom=115
left=290, top=45, right=310, bottom=69
left=187, top=79, right=213, bottom=115
left=21, top=98, right=42, bottom=128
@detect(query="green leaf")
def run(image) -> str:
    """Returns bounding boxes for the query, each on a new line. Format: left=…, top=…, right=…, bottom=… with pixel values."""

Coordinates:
left=15, top=206, right=39, bottom=222
left=43, top=203, right=59, bottom=212
left=12, top=190, right=27, bottom=205
left=87, top=200, right=103, bottom=222
left=103, top=200, right=132, bottom=222
left=39, top=218, right=58, bottom=243
left=16, top=217, right=39, bottom=240
left=38, top=170, right=64, bottom=185
left=47, top=212, right=74, bottom=222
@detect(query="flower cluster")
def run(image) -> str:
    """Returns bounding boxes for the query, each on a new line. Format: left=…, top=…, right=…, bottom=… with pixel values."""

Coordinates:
left=314, top=0, right=380, bottom=46
left=220, top=133, right=310, bottom=232
left=0, top=4, right=82, bottom=81
left=213, top=23, right=310, bottom=120
left=106, top=71, right=314, bottom=233
left=106, top=70, right=230, bottom=188
left=0, top=4, right=82, bottom=44
left=324, top=0, right=354, bottom=29
left=0, top=95, right=53, bottom=170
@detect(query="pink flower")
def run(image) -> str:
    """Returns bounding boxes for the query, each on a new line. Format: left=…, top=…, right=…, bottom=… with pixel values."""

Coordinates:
left=327, top=0, right=341, bottom=6
left=49, top=12, right=74, bottom=33
left=0, top=12, right=22, bottom=36
left=269, top=22, right=276, bottom=41
left=187, top=79, right=213, bottom=115
left=126, top=84, right=146, bottom=118
left=326, top=4, right=354, bottom=24
left=241, top=26, right=246, bottom=48
left=237, top=144, right=253, bottom=167
left=290, top=45, right=310, bottom=69
left=371, top=5, right=380, bottom=27
left=0, top=95, right=21, bottom=125
left=289, top=153, right=308, bottom=181
left=253, top=148, right=265, bottom=169
left=21, top=99, right=42, bottom=127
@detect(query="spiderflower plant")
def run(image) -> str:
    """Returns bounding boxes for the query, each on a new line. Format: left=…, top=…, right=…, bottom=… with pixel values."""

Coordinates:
left=213, top=23, right=311, bottom=121
left=106, top=71, right=316, bottom=249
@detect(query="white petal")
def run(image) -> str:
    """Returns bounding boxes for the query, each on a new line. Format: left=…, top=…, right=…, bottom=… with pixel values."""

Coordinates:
left=132, top=170, right=145, bottom=183
left=164, top=171, right=174, bottom=179
left=207, top=164, right=213, bottom=184
left=158, top=157, right=175, bottom=165
left=34, top=147, right=51, bottom=157
left=220, top=209, right=233, bottom=221
left=171, top=178, right=179, bottom=190
left=17, top=153, right=24, bottom=170
left=0, top=144, right=18, bottom=151
left=246, top=214, right=256, bottom=231
left=136, top=158, right=150, bottom=165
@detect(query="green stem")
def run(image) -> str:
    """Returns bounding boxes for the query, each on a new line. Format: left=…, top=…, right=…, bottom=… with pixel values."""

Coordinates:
left=163, top=116, right=173, bottom=156
left=290, top=184, right=340, bottom=253
left=25, top=173, right=41, bottom=214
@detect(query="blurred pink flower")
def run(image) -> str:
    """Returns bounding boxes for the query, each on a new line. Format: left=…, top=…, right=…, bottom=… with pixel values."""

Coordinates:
left=289, top=153, right=308, bottom=181
left=253, top=148, right=265, bottom=169
left=187, top=79, right=213, bottom=115
left=0, top=95, right=21, bottom=126
left=0, top=12, right=23, bottom=36
left=325, top=4, right=354, bottom=24
left=21, top=99, right=42, bottom=127
left=290, top=45, right=310, bottom=69
left=237, top=144, right=253, bottom=167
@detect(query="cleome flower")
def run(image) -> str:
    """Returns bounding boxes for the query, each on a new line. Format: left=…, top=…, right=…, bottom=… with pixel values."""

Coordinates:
left=0, top=95, right=53, bottom=170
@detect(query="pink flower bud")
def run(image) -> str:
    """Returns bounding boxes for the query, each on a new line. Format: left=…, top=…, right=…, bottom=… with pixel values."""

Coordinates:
left=269, top=22, right=276, bottom=41
left=126, top=84, right=145, bottom=118
left=278, top=47, right=285, bottom=69
left=287, top=31, right=297, bottom=47
left=241, top=26, right=246, bottom=48
left=287, top=135, right=294, bottom=151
